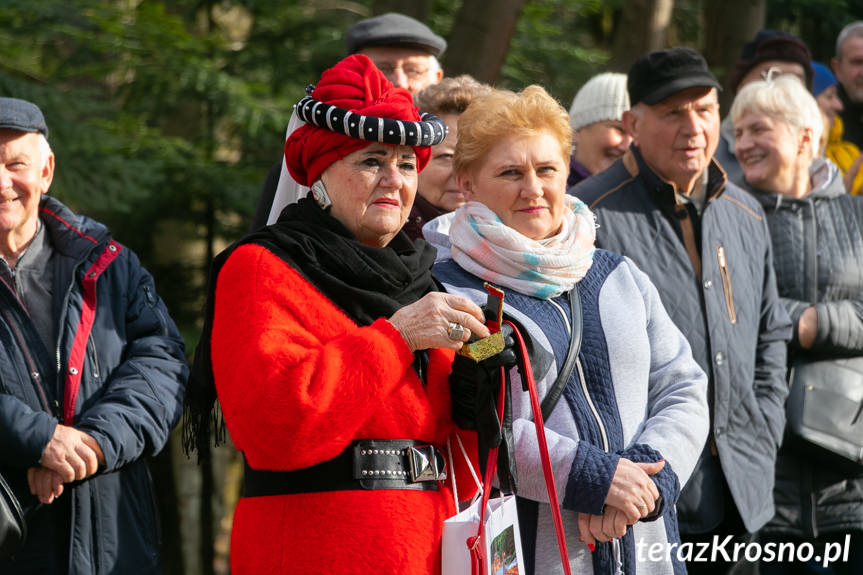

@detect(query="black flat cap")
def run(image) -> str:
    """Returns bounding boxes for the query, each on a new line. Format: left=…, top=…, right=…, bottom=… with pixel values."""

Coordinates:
left=346, top=12, right=447, bottom=57
left=628, top=47, right=721, bottom=106
left=0, top=97, right=49, bottom=139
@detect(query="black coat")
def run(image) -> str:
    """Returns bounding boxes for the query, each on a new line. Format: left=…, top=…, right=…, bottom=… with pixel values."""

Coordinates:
left=750, top=160, right=863, bottom=538
left=0, top=196, right=188, bottom=574
left=572, top=148, right=792, bottom=534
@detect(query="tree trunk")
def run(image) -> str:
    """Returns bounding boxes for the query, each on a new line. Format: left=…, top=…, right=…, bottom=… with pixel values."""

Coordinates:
left=442, top=0, right=528, bottom=84
left=608, top=0, right=674, bottom=72
left=370, top=0, right=433, bottom=21
left=703, top=0, right=766, bottom=112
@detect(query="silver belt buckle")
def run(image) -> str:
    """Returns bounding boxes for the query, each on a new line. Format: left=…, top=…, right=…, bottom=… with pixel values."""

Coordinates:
left=409, top=445, right=446, bottom=482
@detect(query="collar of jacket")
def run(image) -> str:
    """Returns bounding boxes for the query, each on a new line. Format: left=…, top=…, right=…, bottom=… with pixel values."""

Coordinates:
left=747, top=157, right=847, bottom=211
left=622, top=145, right=728, bottom=209
left=37, top=195, right=110, bottom=263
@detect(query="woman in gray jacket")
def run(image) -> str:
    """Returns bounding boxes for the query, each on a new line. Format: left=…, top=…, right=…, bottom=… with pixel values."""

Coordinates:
left=732, top=73, right=863, bottom=575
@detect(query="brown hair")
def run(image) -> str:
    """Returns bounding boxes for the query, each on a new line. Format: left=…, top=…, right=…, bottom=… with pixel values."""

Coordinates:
left=414, top=74, right=492, bottom=116
left=454, top=85, right=572, bottom=176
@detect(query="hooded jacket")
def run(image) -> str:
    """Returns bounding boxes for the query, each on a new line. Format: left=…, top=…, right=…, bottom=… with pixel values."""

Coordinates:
left=572, top=148, right=792, bottom=534
left=0, top=195, right=187, bottom=574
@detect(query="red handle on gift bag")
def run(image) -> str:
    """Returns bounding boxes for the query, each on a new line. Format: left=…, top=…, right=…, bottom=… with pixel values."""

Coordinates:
left=465, top=321, right=572, bottom=575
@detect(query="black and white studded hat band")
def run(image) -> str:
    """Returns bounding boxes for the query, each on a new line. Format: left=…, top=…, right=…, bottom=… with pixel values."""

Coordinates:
left=294, top=93, right=447, bottom=147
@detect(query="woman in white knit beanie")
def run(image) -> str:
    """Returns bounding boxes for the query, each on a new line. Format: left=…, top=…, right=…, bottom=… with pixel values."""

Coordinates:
left=567, top=72, right=631, bottom=187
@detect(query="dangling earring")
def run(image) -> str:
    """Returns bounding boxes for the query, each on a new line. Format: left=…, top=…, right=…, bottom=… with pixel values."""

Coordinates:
left=311, top=180, right=332, bottom=211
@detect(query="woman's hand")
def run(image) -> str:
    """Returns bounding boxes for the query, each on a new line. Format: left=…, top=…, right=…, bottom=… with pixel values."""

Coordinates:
left=577, top=506, right=629, bottom=546
left=798, top=306, right=818, bottom=349
left=576, top=459, right=664, bottom=548
left=27, top=467, right=64, bottom=504
left=604, top=458, right=664, bottom=524
left=388, top=292, right=490, bottom=352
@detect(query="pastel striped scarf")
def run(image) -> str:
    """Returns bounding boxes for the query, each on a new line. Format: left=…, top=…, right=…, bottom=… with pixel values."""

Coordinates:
left=449, top=195, right=596, bottom=299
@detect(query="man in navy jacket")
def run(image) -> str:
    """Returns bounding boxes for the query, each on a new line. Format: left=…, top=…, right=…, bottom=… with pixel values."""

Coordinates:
left=573, top=49, right=792, bottom=575
left=0, top=97, right=188, bottom=574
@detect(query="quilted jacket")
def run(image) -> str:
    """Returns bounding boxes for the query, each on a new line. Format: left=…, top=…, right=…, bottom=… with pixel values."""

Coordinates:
left=749, top=159, right=863, bottom=538
left=572, top=148, right=792, bottom=534
left=0, top=195, right=188, bottom=574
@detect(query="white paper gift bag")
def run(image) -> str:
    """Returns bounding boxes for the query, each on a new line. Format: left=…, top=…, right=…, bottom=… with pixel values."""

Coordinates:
left=442, top=491, right=524, bottom=575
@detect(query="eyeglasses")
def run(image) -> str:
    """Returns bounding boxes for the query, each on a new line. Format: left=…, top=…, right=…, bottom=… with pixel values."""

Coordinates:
left=374, top=62, right=431, bottom=80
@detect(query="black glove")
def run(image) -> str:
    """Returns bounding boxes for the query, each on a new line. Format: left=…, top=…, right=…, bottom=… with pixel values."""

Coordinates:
left=449, top=323, right=518, bottom=430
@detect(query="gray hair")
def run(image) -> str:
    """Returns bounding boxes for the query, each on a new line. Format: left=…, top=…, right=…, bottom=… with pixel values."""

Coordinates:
left=38, top=134, right=53, bottom=170
left=836, top=21, right=863, bottom=60
left=730, top=74, right=822, bottom=158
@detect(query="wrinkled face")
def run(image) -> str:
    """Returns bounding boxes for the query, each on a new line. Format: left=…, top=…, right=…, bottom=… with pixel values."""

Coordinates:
left=460, top=132, right=568, bottom=241
left=816, top=84, right=844, bottom=123
left=361, top=46, right=442, bottom=96
left=417, top=113, right=464, bottom=212
left=572, top=120, right=632, bottom=175
left=0, top=130, right=53, bottom=245
left=738, top=60, right=808, bottom=90
left=624, top=87, right=720, bottom=194
left=734, top=111, right=807, bottom=194
left=321, top=143, right=418, bottom=247
left=835, top=35, right=863, bottom=103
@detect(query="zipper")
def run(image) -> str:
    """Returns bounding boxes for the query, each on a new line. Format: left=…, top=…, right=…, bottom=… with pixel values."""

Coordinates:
left=717, top=246, right=737, bottom=324
left=548, top=298, right=571, bottom=337
left=806, top=199, right=818, bottom=304
left=56, top=265, right=79, bottom=412
left=576, top=358, right=609, bottom=452
left=552, top=296, right=609, bottom=450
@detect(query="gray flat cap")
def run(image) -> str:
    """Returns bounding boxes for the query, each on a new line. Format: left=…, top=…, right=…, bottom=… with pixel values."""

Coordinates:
left=346, top=12, right=447, bottom=57
left=0, top=97, right=49, bottom=139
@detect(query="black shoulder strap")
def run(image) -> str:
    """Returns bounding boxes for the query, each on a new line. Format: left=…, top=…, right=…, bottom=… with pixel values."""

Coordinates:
left=540, top=284, right=582, bottom=421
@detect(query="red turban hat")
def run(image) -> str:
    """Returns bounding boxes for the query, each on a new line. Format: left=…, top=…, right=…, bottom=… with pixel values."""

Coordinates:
left=284, top=54, right=444, bottom=187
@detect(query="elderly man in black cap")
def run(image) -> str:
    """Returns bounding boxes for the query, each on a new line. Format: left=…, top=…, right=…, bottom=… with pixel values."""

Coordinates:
left=0, top=97, right=187, bottom=573
left=573, top=48, right=792, bottom=575
left=346, top=12, right=445, bottom=97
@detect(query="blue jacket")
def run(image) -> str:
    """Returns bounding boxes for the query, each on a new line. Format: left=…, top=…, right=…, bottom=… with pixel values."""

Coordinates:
left=573, top=148, right=792, bottom=535
left=0, top=196, right=187, bottom=574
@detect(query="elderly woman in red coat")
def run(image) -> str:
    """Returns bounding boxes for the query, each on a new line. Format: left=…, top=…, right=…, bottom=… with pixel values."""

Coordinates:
left=187, top=55, right=487, bottom=574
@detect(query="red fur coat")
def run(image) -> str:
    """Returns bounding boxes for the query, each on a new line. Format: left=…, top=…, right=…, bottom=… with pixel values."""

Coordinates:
left=212, top=243, right=475, bottom=574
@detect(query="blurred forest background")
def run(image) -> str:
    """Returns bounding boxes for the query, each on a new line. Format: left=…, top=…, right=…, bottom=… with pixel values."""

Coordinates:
left=1, top=0, right=861, bottom=573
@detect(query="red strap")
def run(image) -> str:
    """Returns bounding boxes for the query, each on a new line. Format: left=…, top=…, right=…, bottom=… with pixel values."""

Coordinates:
left=465, top=322, right=573, bottom=575
left=62, top=240, right=122, bottom=423
left=466, top=375, right=506, bottom=575
left=507, top=319, right=573, bottom=575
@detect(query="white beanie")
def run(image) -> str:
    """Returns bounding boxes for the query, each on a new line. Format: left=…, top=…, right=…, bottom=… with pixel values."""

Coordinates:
left=569, top=73, right=630, bottom=131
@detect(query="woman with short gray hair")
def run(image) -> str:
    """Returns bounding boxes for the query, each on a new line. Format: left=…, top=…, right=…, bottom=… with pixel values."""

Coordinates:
left=732, top=72, right=863, bottom=575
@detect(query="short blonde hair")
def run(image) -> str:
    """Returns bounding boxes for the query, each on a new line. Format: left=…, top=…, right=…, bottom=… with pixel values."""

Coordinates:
left=730, top=74, right=822, bottom=158
left=454, top=85, right=572, bottom=176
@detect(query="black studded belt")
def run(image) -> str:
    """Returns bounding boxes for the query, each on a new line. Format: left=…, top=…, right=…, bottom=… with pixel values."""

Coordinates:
left=242, top=439, right=447, bottom=497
